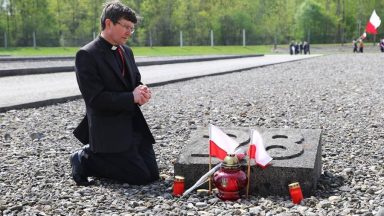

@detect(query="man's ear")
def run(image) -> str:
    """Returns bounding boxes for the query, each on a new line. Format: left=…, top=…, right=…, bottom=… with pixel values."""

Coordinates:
left=105, top=19, right=112, bottom=29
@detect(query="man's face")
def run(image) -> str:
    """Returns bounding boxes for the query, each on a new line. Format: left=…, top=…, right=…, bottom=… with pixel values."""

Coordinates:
left=105, top=18, right=135, bottom=45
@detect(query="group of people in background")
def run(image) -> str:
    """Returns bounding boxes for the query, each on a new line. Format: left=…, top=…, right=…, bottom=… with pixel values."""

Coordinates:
left=352, top=37, right=384, bottom=53
left=289, top=38, right=384, bottom=54
left=289, top=41, right=310, bottom=55
left=352, top=38, right=364, bottom=53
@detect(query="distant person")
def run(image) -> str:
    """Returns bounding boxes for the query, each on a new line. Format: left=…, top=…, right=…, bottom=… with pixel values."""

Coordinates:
left=303, top=41, right=310, bottom=54
left=299, top=41, right=303, bottom=54
left=380, top=38, right=384, bottom=52
left=295, top=42, right=299, bottom=54
left=289, top=41, right=295, bottom=55
left=358, top=39, right=364, bottom=53
left=70, top=1, right=159, bottom=186
left=352, top=39, right=358, bottom=53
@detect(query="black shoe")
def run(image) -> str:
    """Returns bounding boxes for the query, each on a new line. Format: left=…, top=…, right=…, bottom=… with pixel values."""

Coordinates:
left=70, top=150, right=91, bottom=186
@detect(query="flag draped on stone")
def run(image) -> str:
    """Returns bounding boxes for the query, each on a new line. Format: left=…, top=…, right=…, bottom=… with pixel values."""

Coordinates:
left=366, top=10, right=381, bottom=34
left=209, top=124, right=239, bottom=160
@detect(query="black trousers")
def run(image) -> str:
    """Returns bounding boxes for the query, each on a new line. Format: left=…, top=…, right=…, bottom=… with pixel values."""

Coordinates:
left=81, top=138, right=159, bottom=185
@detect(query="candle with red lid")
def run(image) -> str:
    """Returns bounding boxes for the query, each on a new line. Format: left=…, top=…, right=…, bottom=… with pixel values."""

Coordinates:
left=172, top=176, right=185, bottom=197
left=288, top=182, right=303, bottom=204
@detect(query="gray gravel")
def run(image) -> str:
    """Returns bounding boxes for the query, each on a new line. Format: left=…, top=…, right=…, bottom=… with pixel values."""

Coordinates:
left=1, top=53, right=383, bottom=215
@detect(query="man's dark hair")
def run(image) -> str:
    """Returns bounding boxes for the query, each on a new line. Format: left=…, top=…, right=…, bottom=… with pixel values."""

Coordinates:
left=100, top=1, right=137, bottom=30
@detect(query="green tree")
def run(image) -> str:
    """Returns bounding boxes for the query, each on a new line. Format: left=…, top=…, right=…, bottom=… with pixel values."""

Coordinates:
left=295, top=0, right=336, bottom=43
left=140, top=0, right=178, bottom=46
left=0, top=0, right=10, bottom=45
left=171, top=0, right=215, bottom=46
left=258, top=0, right=294, bottom=46
left=6, top=0, right=56, bottom=46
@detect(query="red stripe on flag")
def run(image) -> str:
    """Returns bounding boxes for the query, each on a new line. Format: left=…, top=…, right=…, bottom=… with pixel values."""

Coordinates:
left=248, top=144, right=256, bottom=159
left=257, top=162, right=272, bottom=170
left=209, top=140, right=228, bottom=160
left=366, top=22, right=378, bottom=34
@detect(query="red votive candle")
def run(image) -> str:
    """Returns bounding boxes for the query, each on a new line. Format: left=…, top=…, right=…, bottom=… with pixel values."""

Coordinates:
left=288, top=182, right=303, bottom=204
left=172, top=176, right=185, bottom=197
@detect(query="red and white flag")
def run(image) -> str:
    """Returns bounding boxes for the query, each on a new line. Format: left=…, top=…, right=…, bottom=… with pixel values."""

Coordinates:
left=365, top=10, right=381, bottom=34
left=209, top=124, right=239, bottom=160
left=248, top=130, right=273, bottom=168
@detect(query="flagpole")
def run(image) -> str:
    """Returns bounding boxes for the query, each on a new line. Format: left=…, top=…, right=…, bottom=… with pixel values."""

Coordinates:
left=246, top=130, right=253, bottom=198
left=209, top=154, right=212, bottom=194
left=246, top=151, right=251, bottom=198
left=208, top=125, right=212, bottom=194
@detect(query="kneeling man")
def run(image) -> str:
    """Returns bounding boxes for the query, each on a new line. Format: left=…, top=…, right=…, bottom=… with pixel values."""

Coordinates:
left=70, top=1, right=159, bottom=186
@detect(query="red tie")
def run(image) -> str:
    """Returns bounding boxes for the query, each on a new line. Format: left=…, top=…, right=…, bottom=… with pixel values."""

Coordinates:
left=117, top=46, right=126, bottom=77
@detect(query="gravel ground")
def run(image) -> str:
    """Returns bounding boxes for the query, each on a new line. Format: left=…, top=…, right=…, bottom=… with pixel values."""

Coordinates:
left=1, top=53, right=384, bottom=215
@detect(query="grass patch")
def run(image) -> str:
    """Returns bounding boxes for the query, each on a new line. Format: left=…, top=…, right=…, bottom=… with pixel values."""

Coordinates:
left=0, top=45, right=273, bottom=57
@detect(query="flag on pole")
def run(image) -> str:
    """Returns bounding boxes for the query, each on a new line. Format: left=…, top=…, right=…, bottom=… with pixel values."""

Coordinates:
left=365, top=10, right=381, bottom=34
left=209, top=124, right=239, bottom=160
left=248, top=130, right=273, bottom=167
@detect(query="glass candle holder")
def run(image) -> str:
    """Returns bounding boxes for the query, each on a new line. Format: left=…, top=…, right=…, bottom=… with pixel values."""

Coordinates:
left=213, top=154, right=247, bottom=201
left=288, top=182, right=303, bottom=204
left=172, top=176, right=185, bottom=197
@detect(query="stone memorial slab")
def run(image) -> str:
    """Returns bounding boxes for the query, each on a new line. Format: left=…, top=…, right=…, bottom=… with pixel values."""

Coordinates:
left=174, top=127, right=322, bottom=196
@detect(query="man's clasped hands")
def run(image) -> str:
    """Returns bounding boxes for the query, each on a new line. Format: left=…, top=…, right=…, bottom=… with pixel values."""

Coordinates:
left=133, top=85, right=152, bottom=105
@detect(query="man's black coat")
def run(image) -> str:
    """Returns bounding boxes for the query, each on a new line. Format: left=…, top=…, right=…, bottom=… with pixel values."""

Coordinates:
left=73, top=36, right=155, bottom=153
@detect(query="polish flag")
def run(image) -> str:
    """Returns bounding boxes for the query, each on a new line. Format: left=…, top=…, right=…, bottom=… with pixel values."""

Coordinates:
left=365, top=10, right=381, bottom=34
left=209, top=124, right=239, bottom=160
left=248, top=130, right=273, bottom=168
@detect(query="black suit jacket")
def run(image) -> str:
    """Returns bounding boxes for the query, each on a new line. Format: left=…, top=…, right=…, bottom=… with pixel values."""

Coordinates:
left=73, top=36, right=155, bottom=153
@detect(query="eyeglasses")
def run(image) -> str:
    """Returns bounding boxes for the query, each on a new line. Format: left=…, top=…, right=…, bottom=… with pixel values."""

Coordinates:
left=116, top=21, right=135, bottom=34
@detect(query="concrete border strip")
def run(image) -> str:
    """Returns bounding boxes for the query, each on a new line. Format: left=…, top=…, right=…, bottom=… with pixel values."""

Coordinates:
left=0, top=54, right=263, bottom=77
